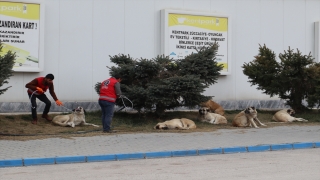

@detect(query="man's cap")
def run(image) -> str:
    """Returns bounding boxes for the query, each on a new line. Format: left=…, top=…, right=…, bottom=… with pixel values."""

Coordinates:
left=114, top=74, right=121, bottom=79
left=45, top=74, right=54, bottom=80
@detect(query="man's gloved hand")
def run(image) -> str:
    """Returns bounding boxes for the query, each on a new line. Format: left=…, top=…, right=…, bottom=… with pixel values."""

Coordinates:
left=36, top=87, right=44, bottom=94
left=55, top=100, right=63, bottom=106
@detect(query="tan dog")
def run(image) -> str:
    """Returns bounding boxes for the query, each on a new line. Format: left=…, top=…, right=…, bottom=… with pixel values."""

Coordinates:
left=52, top=106, right=99, bottom=128
left=232, top=107, right=266, bottom=128
left=200, top=100, right=225, bottom=116
left=198, top=107, right=227, bottom=124
left=154, top=118, right=196, bottom=130
left=272, top=109, right=308, bottom=122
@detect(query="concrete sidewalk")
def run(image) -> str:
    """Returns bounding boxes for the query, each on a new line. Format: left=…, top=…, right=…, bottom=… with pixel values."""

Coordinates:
left=1, top=125, right=320, bottom=167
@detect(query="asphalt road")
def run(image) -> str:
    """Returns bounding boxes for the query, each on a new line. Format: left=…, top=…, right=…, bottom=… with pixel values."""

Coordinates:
left=1, top=148, right=319, bottom=180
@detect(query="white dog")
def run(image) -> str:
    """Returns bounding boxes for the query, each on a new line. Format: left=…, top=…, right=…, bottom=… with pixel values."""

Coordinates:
left=154, top=118, right=196, bottom=130
left=232, top=107, right=266, bottom=128
left=272, top=109, right=308, bottom=122
left=198, top=107, right=227, bottom=124
left=52, top=106, right=99, bottom=128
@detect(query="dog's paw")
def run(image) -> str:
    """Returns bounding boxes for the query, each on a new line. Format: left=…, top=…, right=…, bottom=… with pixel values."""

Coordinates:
left=261, top=124, right=267, bottom=126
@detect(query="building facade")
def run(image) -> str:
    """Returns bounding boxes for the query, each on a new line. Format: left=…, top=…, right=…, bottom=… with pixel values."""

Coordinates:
left=0, top=0, right=319, bottom=113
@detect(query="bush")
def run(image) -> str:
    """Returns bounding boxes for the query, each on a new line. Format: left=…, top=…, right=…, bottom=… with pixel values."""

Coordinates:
left=305, top=63, right=320, bottom=109
left=95, top=43, right=223, bottom=116
left=0, top=41, right=15, bottom=96
left=242, top=44, right=320, bottom=112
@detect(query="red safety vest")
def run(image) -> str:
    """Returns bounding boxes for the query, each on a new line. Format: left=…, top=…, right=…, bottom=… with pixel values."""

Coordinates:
left=27, top=77, right=49, bottom=95
left=99, top=78, right=118, bottom=102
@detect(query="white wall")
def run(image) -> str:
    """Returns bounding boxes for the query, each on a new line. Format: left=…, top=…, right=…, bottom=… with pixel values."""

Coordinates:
left=1, top=0, right=320, bottom=104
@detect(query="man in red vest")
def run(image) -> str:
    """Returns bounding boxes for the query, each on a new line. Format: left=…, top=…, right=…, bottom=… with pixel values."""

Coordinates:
left=99, top=74, right=122, bottom=133
left=25, top=74, right=63, bottom=124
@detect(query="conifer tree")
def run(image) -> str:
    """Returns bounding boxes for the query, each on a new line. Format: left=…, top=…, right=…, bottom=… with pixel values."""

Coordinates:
left=243, top=44, right=320, bottom=112
left=0, top=41, right=15, bottom=95
left=305, top=63, right=320, bottom=109
left=96, top=42, right=223, bottom=116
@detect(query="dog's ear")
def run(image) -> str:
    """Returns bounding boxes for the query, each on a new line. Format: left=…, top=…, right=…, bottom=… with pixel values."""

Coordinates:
left=244, top=108, right=250, bottom=114
left=83, top=108, right=87, bottom=115
left=288, top=109, right=295, bottom=117
left=162, top=126, right=169, bottom=130
left=72, top=109, right=75, bottom=112
left=251, top=107, right=255, bottom=110
left=154, top=125, right=160, bottom=129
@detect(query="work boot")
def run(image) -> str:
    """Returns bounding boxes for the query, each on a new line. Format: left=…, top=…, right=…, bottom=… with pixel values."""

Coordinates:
left=42, top=114, right=52, bottom=121
left=32, top=118, right=37, bottom=124
left=103, top=130, right=117, bottom=133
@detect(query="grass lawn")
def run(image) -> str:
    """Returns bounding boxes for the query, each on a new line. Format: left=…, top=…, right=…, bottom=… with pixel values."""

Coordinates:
left=0, top=109, right=319, bottom=141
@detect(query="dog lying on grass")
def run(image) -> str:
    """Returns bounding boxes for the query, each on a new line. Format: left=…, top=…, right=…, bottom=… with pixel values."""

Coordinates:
left=154, top=118, right=196, bottom=130
left=198, top=107, right=227, bottom=124
left=232, top=107, right=266, bottom=128
left=272, top=109, right=308, bottom=122
left=200, top=100, right=225, bottom=116
left=52, top=106, right=99, bottom=128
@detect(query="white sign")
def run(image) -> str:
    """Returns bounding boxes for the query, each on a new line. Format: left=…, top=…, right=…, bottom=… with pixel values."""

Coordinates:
left=161, top=9, right=231, bottom=75
left=0, top=0, right=45, bottom=72
left=315, top=21, right=320, bottom=62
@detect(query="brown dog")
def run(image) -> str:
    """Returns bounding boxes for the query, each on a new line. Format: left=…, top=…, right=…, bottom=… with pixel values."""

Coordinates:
left=200, top=100, right=225, bottom=116
left=232, top=107, right=266, bottom=128
left=154, top=118, right=196, bottom=130
left=198, top=107, right=227, bottom=124
left=272, top=109, right=308, bottom=122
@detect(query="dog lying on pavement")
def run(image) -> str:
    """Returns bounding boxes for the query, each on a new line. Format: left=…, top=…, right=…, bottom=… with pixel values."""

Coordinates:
left=52, top=106, right=99, bottom=128
left=200, top=100, right=225, bottom=116
left=198, top=107, right=227, bottom=124
left=232, top=107, right=266, bottom=128
left=154, top=118, right=196, bottom=130
left=272, top=109, right=308, bottom=122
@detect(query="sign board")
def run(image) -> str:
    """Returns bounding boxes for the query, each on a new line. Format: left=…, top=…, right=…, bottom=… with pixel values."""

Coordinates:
left=315, top=21, right=320, bottom=62
left=161, top=9, right=231, bottom=75
left=0, top=0, right=45, bottom=72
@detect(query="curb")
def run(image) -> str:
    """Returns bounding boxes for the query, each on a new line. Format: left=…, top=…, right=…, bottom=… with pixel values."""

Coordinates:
left=1, top=141, right=319, bottom=168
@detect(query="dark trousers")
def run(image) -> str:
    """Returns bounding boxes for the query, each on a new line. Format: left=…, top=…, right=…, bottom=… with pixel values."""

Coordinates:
left=28, top=93, right=51, bottom=119
left=98, top=100, right=115, bottom=131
